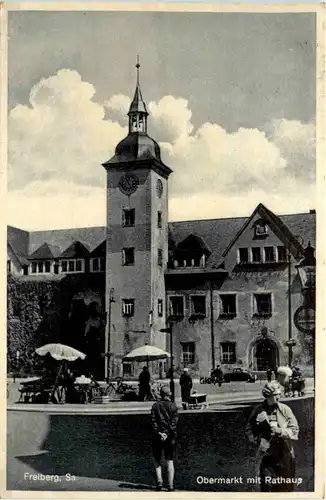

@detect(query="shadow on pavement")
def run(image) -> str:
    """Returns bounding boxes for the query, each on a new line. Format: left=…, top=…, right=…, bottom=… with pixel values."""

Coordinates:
left=11, top=398, right=314, bottom=492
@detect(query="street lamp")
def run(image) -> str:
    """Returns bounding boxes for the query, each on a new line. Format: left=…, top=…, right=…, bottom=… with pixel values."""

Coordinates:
left=160, top=323, right=175, bottom=402
left=105, top=288, right=115, bottom=380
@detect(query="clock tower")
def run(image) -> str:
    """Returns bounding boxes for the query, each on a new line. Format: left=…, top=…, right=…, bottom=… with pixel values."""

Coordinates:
left=102, top=60, right=172, bottom=378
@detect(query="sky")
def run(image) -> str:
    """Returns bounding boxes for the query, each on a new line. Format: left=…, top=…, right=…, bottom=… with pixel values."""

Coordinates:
left=7, top=11, right=316, bottom=230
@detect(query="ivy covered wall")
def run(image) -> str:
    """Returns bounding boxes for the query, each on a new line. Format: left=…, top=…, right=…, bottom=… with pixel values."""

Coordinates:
left=7, top=274, right=105, bottom=377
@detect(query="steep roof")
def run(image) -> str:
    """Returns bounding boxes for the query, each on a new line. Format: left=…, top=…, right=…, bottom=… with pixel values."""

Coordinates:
left=28, top=226, right=106, bottom=255
left=7, top=209, right=316, bottom=269
left=60, top=241, right=90, bottom=259
left=7, top=226, right=30, bottom=265
left=90, top=240, right=106, bottom=257
left=169, top=210, right=316, bottom=270
left=28, top=242, right=61, bottom=260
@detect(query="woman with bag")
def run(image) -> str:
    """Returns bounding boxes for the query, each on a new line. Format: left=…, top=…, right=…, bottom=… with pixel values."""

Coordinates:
left=246, top=381, right=299, bottom=492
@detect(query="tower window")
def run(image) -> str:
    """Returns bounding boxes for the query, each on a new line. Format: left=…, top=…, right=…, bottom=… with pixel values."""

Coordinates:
left=158, top=299, right=163, bottom=317
left=7, top=260, right=11, bottom=273
left=122, top=299, right=135, bottom=317
left=158, top=249, right=163, bottom=267
left=157, top=211, right=162, bottom=228
left=123, top=209, right=135, bottom=227
left=122, top=248, right=135, bottom=266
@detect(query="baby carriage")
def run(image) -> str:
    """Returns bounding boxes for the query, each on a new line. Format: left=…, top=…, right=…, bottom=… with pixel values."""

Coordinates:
left=284, top=375, right=305, bottom=397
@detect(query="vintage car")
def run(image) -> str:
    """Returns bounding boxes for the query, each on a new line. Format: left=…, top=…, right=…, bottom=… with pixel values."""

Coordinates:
left=223, top=367, right=257, bottom=383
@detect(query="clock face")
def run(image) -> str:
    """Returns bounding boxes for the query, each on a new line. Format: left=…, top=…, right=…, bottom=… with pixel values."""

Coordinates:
left=156, top=179, right=163, bottom=198
left=119, top=174, right=139, bottom=196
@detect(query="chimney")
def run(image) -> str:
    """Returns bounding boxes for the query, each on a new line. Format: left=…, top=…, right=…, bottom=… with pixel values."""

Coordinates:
left=309, top=209, right=316, bottom=214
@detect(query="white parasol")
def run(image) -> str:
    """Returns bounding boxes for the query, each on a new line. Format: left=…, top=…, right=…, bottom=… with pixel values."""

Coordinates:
left=123, top=345, right=170, bottom=363
left=35, top=343, right=86, bottom=362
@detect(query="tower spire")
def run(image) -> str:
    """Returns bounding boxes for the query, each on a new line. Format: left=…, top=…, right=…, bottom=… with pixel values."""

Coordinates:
left=128, top=55, right=148, bottom=133
left=136, top=54, right=140, bottom=86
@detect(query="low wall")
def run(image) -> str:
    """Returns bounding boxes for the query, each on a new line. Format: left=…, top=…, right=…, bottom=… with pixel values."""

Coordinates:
left=7, top=398, right=314, bottom=492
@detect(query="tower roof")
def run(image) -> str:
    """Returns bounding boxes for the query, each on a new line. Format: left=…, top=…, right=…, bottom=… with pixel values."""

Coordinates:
left=128, top=56, right=148, bottom=115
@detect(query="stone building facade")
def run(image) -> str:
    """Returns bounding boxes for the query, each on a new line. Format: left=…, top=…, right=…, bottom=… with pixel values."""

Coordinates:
left=7, top=69, right=316, bottom=378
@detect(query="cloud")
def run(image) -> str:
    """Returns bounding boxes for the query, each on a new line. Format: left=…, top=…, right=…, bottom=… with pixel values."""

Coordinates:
left=8, top=70, right=316, bottom=230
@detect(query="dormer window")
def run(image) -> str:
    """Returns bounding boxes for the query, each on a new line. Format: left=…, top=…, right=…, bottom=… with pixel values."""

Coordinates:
left=254, top=219, right=268, bottom=238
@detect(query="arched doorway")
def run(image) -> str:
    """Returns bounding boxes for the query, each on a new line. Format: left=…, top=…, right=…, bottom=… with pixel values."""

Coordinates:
left=253, top=338, right=279, bottom=371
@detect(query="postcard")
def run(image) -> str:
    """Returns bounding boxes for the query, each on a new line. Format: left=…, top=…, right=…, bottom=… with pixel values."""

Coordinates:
left=2, top=2, right=324, bottom=498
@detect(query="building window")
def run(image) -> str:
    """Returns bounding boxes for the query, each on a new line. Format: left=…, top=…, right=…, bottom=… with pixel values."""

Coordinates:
left=158, top=299, right=163, bottom=317
left=91, top=257, right=105, bottom=272
left=61, top=259, right=84, bottom=273
left=158, top=211, right=162, bottom=228
left=38, top=262, right=44, bottom=273
left=31, top=262, right=37, bottom=273
left=238, top=248, right=249, bottom=264
left=254, top=219, right=268, bottom=237
left=158, top=249, right=163, bottom=267
left=219, top=294, right=237, bottom=318
left=277, top=246, right=287, bottom=262
left=7, top=260, right=11, bottom=273
left=253, top=293, right=272, bottom=318
left=122, top=208, right=135, bottom=227
left=252, top=247, right=261, bottom=263
left=264, top=247, right=275, bottom=263
left=190, top=295, right=206, bottom=317
left=122, top=248, right=135, bottom=266
left=182, top=343, right=195, bottom=366
left=169, top=296, right=184, bottom=317
left=45, top=261, right=51, bottom=273
left=122, top=299, right=135, bottom=317
left=220, top=342, right=236, bottom=364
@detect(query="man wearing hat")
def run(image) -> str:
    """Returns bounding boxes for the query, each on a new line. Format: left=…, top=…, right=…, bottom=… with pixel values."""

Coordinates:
left=179, top=367, right=193, bottom=406
left=246, top=381, right=299, bottom=492
left=151, top=385, right=179, bottom=491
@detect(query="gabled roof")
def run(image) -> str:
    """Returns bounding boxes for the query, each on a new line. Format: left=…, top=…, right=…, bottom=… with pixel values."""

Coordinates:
left=222, top=203, right=304, bottom=259
left=60, top=241, right=90, bottom=259
left=28, top=242, right=61, bottom=260
left=169, top=209, right=316, bottom=271
left=28, top=226, right=106, bottom=255
left=90, top=240, right=106, bottom=257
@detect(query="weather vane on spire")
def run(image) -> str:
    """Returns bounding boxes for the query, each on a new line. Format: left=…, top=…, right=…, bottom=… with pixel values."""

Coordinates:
left=136, top=55, right=140, bottom=84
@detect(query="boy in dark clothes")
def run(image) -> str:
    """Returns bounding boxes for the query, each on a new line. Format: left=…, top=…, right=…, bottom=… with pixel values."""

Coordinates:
left=151, top=385, right=179, bottom=491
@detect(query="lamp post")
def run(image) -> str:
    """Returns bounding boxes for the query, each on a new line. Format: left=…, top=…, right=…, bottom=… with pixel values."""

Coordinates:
left=295, top=243, right=316, bottom=370
left=286, top=251, right=296, bottom=367
left=14, top=350, right=20, bottom=384
left=105, top=288, right=115, bottom=381
left=160, top=323, right=174, bottom=402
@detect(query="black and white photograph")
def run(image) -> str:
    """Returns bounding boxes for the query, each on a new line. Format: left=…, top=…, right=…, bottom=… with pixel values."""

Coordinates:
left=3, top=3, right=323, bottom=496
